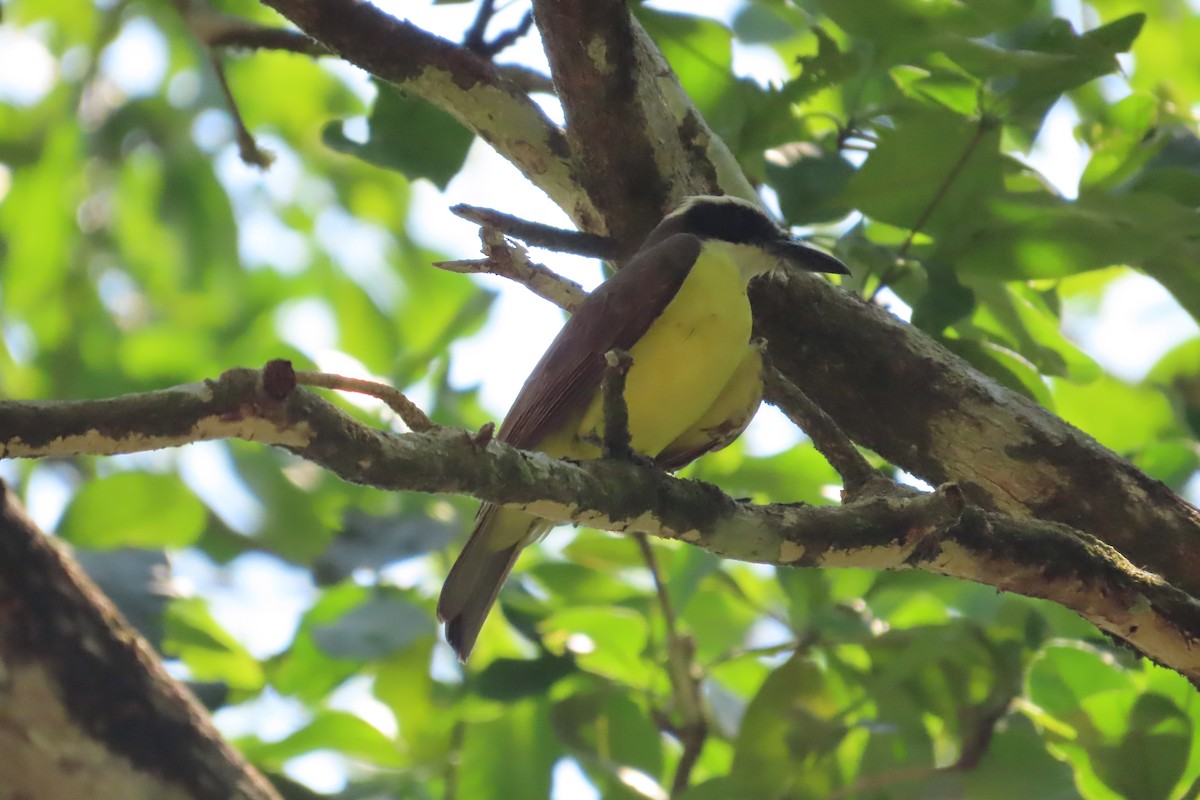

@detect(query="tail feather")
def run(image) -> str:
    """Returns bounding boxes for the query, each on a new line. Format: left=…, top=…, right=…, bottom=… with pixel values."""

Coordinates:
left=438, top=504, right=544, bottom=661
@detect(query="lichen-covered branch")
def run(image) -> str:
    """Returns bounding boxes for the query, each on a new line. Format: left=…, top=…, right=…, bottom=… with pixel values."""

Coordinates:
left=751, top=269, right=1200, bottom=599
left=3, top=365, right=1199, bottom=683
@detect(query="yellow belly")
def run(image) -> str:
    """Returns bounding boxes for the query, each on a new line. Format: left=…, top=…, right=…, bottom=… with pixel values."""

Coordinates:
left=542, top=247, right=753, bottom=460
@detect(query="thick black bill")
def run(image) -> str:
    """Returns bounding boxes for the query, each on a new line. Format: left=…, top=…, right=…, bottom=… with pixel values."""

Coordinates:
left=769, top=238, right=850, bottom=275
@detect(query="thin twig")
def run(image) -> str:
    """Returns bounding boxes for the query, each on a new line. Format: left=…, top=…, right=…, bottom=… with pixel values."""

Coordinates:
left=293, top=371, right=434, bottom=432
left=760, top=348, right=878, bottom=493
left=435, top=225, right=587, bottom=312
left=208, top=25, right=330, bottom=56
left=450, top=204, right=621, bottom=259
left=462, top=0, right=497, bottom=53
left=866, top=116, right=994, bottom=301
left=206, top=52, right=274, bottom=168
left=633, top=534, right=708, bottom=798
left=479, top=11, right=535, bottom=58
left=705, top=639, right=801, bottom=667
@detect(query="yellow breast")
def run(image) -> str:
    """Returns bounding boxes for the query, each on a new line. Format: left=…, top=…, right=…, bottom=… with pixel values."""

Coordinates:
left=566, top=246, right=753, bottom=459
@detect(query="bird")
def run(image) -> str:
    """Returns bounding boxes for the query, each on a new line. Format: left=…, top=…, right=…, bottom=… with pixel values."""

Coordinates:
left=437, top=195, right=849, bottom=660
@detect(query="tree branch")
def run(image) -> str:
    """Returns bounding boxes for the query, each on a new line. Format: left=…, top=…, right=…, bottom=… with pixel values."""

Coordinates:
left=751, top=269, right=1200, bottom=599
left=449, top=204, right=620, bottom=260
left=0, top=482, right=280, bottom=800
left=434, top=222, right=587, bottom=312
left=3, top=364, right=1199, bottom=684
left=531, top=0, right=756, bottom=245
left=761, top=350, right=878, bottom=493
left=634, top=533, right=708, bottom=797
left=260, top=0, right=593, bottom=226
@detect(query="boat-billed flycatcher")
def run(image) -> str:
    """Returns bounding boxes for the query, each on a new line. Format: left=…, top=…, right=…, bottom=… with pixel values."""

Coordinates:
left=438, top=195, right=849, bottom=660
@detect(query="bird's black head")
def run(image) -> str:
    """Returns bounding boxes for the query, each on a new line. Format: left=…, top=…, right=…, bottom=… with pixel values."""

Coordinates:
left=642, top=195, right=849, bottom=276
left=645, top=196, right=782, bottom=246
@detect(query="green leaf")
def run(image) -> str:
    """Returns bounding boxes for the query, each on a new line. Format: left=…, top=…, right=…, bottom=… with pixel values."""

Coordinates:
left=843, top=110, right=1004, bottom=244
left=1026, top=643, right=1132, bottom=722
left=551, top=686, right=665, bottom=793
left=323, top=81, right=474, bottom=189
left=942, top=338, right=1053, bottom=406
left=1051, top=375, right=1176, bottom=455
left=540, top=607, right=650, bottom=686
left=767, top=144, right=856, bottom=225
left=666, top=544, right=722, bottom=615
left=955, top=191, right=1200, bottom=284
left=890, top=62, right=982, bottom=116
left=970, top=283, right=1101, bottom=382
left=60, top=472, right=205, bottom=549
left=475, top=654, right=577, bottom=701
left=457, top=699, right=562, bottom=800
left=310, top=592, right=434, bottom=660
left=244, top=709, right=401, bottom=769
left=270, top=583, right=369, bottom=701
left=731, top=656, right=847, bottom=797
left=945, top=715, right=1084, bottom=799
left=1091, top=694, right=1192, bottom=800
left=637, top=9, right=733, bottom=113
left=164, top=597, right=264, bottom=692
left=1080, top=93, right=1162, bottom=191
left=312, top=512, right=456, bottom=585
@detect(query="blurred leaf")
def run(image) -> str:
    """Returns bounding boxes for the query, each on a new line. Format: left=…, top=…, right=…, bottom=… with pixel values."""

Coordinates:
left=767, top=144, right=856, bottom=225
left=551, top=686, right=665, bottom=795
left=310, top=591, right=434, bottom=660
left=531, top=560, right=642, bottom=606
left=271, top=583, right=369, bottom=701
left=955, top=191, right=1200, bottom=289
left=164, top=596, right=264, bottom=692
left=541, top=607, right=651, bottom=686
left=1052, top=375, right=1176, bottom=454
left=458, top=699, right=562, bottom=800
left=1091, top=693, right=1191, bottom=800
left=60, top=472, right=205, bottom=549
left=890, top=62, right=982, bottom=116
left=666, top=544, right=722, bottom=615
left=323, top=81, right=473, bottom=189
left=970, top=282, right=1101, bottom=382
left=1027, top=643, right=1132, bottom=722
left=843, top=110, right=1004, bottom=244
left=244, top=709, right=401, bottom=769
left=474, top=654, right=577, bottom=701
left=730, top=656, right=846, bottom=797
left=312, top=511, right=456, bottom=585
left=74, top=547, right=173, bottom=649
left=933, top=715, right=1084, bottom=799
left=942, top=337, right=1053, bottom=406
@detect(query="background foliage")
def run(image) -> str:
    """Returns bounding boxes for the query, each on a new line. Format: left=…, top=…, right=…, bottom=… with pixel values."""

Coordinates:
left=3, top=0, right=1200, bottom=797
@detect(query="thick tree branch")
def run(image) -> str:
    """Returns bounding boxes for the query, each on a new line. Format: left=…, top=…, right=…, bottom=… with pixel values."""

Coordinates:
left=751, top=270, right=1200, bottom=599
left=0, top=483, right=280, bottom=800
left=2, top=365, right=1199, bottom=683
left=531, top=0, right=756, bottom=245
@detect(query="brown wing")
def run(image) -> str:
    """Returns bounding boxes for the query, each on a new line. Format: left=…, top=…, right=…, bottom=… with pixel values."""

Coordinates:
left=498, top=234, right=702, bottom=448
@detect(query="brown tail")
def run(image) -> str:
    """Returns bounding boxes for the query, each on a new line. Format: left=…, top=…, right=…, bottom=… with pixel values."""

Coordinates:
left=437, top=504, right=545, bottom=661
